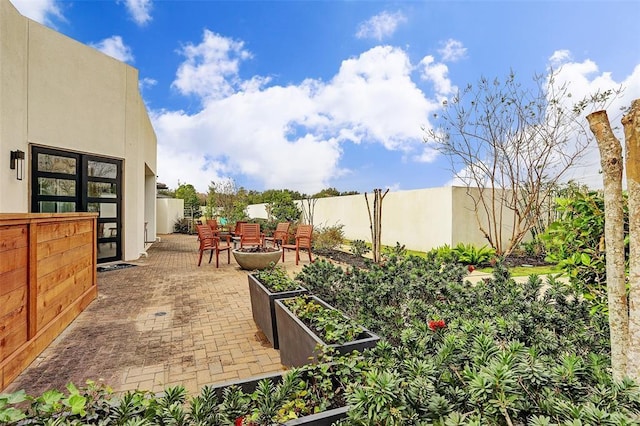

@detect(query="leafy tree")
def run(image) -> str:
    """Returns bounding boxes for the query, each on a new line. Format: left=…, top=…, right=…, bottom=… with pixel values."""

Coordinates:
left=207, top=180, right=248, bottom=223
left=239, top=187, right=264, bottom=205
left=260, top=189, right=305, bottom=203
left=425, top=70, right=619, bottom=257
left=313, top=187, right=340, bottom=198
left=175, top=183, right=201, bottom=216
left=263, top=190, right=302, bottom=222
left=312, top=187, right=359, bottom=198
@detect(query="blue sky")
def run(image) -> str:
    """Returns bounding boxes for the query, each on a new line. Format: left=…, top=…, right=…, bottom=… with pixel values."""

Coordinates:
left=10, top=0, right=640, bottom=194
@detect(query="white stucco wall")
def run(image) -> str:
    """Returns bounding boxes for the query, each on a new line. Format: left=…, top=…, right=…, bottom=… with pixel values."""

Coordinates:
left=246, top=186, right=518, bottom=253
left=157, top=198, right=184, bottom=234
left=0, top=0, right=157, bottom=261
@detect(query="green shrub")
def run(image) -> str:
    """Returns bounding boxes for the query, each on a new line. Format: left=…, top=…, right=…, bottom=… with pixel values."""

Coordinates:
left=520, top=237, right=547, bottom=257
left=542, top=190, right=629, bottom=313
left=173, top=218, right=193, bottom=234
left=251, top=218, right=277, bottom=236
left=299, top=257, right=635, bottom=424
left=425, top=243, right=458, bottom=264
left=349, top=240, right=370, bottom=257
left=452, top=243, right=496, bottom=266
left=312, top=224, right=345, bottom=250
left=5, top=239, right=637, bottom=425
left=253, top=265, right=301, bottom=292
left=283, top=295, right=364, bottom=344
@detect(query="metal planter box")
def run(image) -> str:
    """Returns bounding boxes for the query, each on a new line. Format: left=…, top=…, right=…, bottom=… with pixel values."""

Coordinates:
left=248, top=273, right=308, bottom=349
left=210, top=371, right=349, bottom=425
left=274, top=295, right=380, bottom=368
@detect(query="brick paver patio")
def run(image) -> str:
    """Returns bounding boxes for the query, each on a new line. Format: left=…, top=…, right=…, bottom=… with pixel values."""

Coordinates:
left=6, top=233, right=308, bottom=396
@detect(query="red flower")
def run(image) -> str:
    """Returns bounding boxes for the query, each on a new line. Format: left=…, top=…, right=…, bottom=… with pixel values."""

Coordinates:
left=235, top=417, right=244, bottom=426
left=428, top=319, right=446, bottom=331
left=467, top=264, right=475, bottom=273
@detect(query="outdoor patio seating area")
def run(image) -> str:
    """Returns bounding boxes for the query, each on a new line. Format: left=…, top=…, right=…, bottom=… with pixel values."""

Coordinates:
left=5, top=233, right=309, bottom=397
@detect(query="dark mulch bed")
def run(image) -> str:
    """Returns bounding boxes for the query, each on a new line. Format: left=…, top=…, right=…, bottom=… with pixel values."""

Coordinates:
left=501, top=254, right=551, bottom=268
left=314, top=248, right=371, bottom=269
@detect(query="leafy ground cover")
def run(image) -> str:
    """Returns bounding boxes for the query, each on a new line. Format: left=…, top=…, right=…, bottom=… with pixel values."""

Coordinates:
left=3, top=251, right=638, bottom=425
left=316, top=246, right=559, bottom=278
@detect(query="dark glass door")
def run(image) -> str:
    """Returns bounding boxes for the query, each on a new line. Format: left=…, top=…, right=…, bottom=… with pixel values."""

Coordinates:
left=32, top=147, right=122, bottom=263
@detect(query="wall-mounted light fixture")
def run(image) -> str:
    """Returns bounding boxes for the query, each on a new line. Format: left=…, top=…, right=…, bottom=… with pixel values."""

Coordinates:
left=10, top=149, right=25, bottom=180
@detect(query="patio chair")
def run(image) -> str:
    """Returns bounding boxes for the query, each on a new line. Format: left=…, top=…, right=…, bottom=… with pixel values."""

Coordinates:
left=207, top=219, right=219, bottom=235
left=196, top=224, right=232, bottom=268
left=263, top=222, right=291, bottom=248
left=230, top=221, right=247, bottom=247
left=239, top=223, right=264, bottom=248
left=282, top=224, right=313, bottom=265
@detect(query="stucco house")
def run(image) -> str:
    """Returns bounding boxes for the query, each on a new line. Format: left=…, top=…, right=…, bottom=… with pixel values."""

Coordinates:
left=0, top=0, right=157, bottom=263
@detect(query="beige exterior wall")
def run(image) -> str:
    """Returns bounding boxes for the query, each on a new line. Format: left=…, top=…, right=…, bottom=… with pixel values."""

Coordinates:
left=247, top=186, right=503, bottom=252
left=0, top=0, right=28, bottom=212
left=450, top=186, right=518, bottom=249
left=0, top=0, right=157, bottom=260
left=157, top=197, right=184, bottom=234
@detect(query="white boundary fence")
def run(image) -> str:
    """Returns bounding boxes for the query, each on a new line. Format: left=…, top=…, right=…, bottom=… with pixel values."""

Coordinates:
left=247, top=186, right=516, bottom=253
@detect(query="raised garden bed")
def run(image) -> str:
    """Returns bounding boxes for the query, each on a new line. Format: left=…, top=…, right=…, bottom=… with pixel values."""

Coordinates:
left=209, top=369, right=349, bottom=425
left=248, top=273, right=307, bottom=349
left=274, top=295, right=379, bottom=367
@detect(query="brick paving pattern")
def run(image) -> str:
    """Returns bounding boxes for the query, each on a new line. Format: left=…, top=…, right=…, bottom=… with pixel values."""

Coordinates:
left=6, top=233, right=308, bottom=396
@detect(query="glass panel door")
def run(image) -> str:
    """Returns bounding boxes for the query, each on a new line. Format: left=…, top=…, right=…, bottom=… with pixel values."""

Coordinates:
left=32, top=147, right=80, bottom=213
left=32, top=147, right=123, bottom=264
left=84, top=156, right=122, bottom=262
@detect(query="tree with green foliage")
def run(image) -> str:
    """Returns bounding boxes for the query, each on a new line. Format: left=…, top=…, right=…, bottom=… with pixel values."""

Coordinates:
left=312, top=187, right=359, bottom=198
left=207, top=180, right=248, bottom=223
left=312, top=187, right=341, bottom=198
left=264, top=190, right=302, bottom=222
left=259, top=189, right=304, bottom=203
left=175, top=183, right=201, bottom=217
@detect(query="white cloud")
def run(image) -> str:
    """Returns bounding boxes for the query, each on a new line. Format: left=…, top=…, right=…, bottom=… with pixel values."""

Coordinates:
left=438, top=39, right=467, bottom=62
left=140, top=77, right=157, bottom=90
left=547, top=50, right=640, bottom=189
left=413, top=146, right=439, bottom=163
left=549, top=49, right=572, bottom=67
left=120, top=0, right=152, bottom=26
left=420, top=55, right=455, bottom=101
left=356, top=11, right=407, bottom=41
left=172, top=30, right=253, bottom=101
left=9, top=0, right=64, bottom=26
left=90, top=36, right=134, bottom=63
left=153, top=34, right=439, bottom=193
left=316, top=46, right=439, bottom=150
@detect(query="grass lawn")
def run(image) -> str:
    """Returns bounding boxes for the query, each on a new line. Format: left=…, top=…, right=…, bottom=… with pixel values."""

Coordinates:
left=478, top=264, right=564, bottom=277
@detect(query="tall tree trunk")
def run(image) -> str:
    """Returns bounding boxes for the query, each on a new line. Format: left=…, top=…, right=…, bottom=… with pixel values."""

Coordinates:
left=587, top=110, right=628, bottom=380
left=623, top=99, right=640, bottom=381
left=365, top=189, right=389, bottom=263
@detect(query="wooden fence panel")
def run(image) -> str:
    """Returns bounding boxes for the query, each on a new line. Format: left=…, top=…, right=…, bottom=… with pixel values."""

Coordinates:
left=0, top=213, right=97, bottom=390
left=0, top=225, right=28, bottom=366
